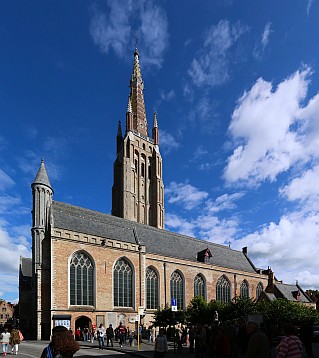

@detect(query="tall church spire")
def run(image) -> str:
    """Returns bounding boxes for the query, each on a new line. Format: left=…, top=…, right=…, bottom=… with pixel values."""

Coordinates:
left=112, top=48, right=165, bottom=229
left=129, top=48, right=148, bottom=137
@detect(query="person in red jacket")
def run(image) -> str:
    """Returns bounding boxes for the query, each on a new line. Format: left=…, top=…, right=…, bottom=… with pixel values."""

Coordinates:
left=118, top=323, right=126, bottom=347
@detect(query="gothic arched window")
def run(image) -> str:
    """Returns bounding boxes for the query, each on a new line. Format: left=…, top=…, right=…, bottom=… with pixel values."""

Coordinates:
left=113, top=258, right=133, bottom=307
left=256, top=282, right=263, bottom=299
left=170, top=271, right=184, bottom=310
left=146, top=267, right=159, bottom=310
left=216, top=275, right=231, bottom=303
left=240, top=280, right=250, bottom=299
left=70, top=251, right=94, bottom=306
left=194, top=274, right=205, bottom=299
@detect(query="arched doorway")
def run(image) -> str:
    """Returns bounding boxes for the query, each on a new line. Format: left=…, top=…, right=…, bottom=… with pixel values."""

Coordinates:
left=75, top=316, right=92, bottom=341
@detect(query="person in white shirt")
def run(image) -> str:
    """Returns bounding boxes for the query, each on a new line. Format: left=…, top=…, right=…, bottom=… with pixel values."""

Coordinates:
left=97, top=324, right=105, bottom=350
left=1, top=327, right=11, bottom=356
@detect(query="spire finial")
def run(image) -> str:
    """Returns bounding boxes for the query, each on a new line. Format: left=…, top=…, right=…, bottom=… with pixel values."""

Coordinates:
left=153, top=111, right=158, bottom=128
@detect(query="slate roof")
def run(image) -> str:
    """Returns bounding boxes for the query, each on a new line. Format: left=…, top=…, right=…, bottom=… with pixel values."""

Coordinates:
left=20, top=257, right=32, bottom=277
left=276, top=283, right=311, bottom=303
left=51, top=201, right=258, bottom=274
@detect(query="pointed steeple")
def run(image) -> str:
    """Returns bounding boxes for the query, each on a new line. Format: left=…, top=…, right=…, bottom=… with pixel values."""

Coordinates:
left=152, top=111, right=159, bottom=145
left=129, top=48, right=148, bottom=137
left=116, top=121, right=123, bottom=153
left=32, top=159, right=52, bottom=189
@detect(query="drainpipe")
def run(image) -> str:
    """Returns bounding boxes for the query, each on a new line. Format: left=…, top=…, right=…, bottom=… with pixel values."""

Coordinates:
left=163, top=262, right=167, bottom=307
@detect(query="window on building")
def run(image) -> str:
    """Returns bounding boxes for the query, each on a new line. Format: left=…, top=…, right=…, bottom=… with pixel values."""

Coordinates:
left=170, top=271, right=184, bottom=310
left=0, top=314, right=3, bottom=319
left=141, top=162, right=145, bottom=177
left=256, top=282, right=263, bottom=299
left=146, top=267, right=159, bottom=310
left=240, top=280, right=250, bottom=299
left=70, top=251, right=94, bottom=306
left=216, top=275, right=231, bottom=303
left=2, top=307, right=6, bottom=313
left=194, top=274, right=205, bottom=299
left=114, top=258, right=133, bottom=307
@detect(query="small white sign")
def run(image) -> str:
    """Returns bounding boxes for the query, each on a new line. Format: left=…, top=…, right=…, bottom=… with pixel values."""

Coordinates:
left=138, top=306, right=144, bottom=316
left=171, top=306, right=177, bottom=312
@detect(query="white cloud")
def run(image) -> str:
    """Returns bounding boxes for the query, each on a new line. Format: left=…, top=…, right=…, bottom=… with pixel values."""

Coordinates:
left=0, top=169, right=15, bottom=191
left=307, top=0, right=314, bottom=15
left=160, top=90, right=175, bottom=101
left=165, top=213, right=196, bottom=237
left=206, top=192, right=244, bottom=213
left=280, top=165, right=319, bottom=203
left=166, top=181, right=208, bottom=210
left=253, top=22, right=272, bottom=60
left=231, top=211, right=319, bottom=288
left=160, top=129, right=180, bottom=154
left=224, top=67, right=316, bottom=186
left=90, top=0, right=168, bottom=68
left=188, top=20, right=248, bottom=87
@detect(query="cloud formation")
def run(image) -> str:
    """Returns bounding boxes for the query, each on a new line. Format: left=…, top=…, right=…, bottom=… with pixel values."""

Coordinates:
left=90, top=0, right=169, bottom=68
left=224, top=66, right=318, bottom=186
left=253, top=22, right=272, bottom=60
left=188, top=20, right=248, bottom=87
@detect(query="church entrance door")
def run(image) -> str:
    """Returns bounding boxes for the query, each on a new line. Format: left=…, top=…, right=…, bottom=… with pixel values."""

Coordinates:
left=75, top=316, right=92, bottom=341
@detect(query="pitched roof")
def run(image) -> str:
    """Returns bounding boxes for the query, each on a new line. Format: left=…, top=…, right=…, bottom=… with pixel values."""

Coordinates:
left=276, top=283, right=311, bottom=303
left=51, top=201, right=258, bottom=274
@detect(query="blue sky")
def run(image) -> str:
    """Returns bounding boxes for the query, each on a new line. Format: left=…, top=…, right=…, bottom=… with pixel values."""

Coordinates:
left=1, top=0, right=319, bottom=303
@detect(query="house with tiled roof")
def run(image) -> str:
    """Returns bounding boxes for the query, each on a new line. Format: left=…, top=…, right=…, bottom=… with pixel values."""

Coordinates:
left=258, top=269, right=315, bottom=308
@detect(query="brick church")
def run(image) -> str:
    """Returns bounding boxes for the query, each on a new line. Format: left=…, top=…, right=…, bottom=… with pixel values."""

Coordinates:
left=19, top=48, right=311, bottom=340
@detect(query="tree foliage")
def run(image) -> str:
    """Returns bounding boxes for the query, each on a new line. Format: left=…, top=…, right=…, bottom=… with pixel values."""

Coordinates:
left=152, top=297, right=319, bottom=327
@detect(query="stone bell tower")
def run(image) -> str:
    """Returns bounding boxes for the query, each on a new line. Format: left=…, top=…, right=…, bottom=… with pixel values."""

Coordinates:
left=112, top=48, right=164, bottom=229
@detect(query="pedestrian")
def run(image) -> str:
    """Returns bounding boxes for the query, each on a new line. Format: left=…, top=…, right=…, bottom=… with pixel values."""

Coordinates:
left=90, top=327, right=94, bottom=343
left=189, top=325, right=195, bottom=353
left=106, top=324, right=114, bottom=347
left=40, top=325, right=79, bottom=358
left=117, top=323, right=126, bottom=347
left=97, top=324, right=105, bottom=350
left=195, top=324, right=206, bottom=358
left=9, top=327, right=21, bottom=355
left=236, top=317, right=249, bottom=358
left=276, top=323, right=303, bottom=358
left=300, top=320, right=313, bottom=357
left=83, top=326, right=89, bottom=341
left=155, top=328, right=168, bottom=358
left=245, top=321, right=271, bottom=358
left=1, top=327, right=11, bottom=356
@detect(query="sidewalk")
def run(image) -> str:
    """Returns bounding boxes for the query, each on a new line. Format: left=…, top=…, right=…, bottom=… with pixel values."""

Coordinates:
left=79, top=339, right=179, bottom=358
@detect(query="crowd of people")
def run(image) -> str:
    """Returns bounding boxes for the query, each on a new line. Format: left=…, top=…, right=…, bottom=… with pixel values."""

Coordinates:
left=167, top=318, right=314, bottom=358
left=1, top=318, right=316, bottom=357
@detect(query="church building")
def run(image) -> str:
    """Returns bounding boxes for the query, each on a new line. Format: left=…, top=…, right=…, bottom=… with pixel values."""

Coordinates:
left=22, top=48, right=275, bottom=340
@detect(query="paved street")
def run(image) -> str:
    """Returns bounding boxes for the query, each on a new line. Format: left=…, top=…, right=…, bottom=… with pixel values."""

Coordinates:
left=9, top=338, right=319, bottom=358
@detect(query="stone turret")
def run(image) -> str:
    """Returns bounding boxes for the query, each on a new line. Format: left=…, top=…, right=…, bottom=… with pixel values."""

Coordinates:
left=31, top=159, right=53, bottom=340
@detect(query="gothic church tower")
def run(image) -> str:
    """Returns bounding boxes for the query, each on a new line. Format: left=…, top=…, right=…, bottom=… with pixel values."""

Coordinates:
left=112, top=48, right=164, bottom=229
left=31, top=159, right=53, bottom=339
